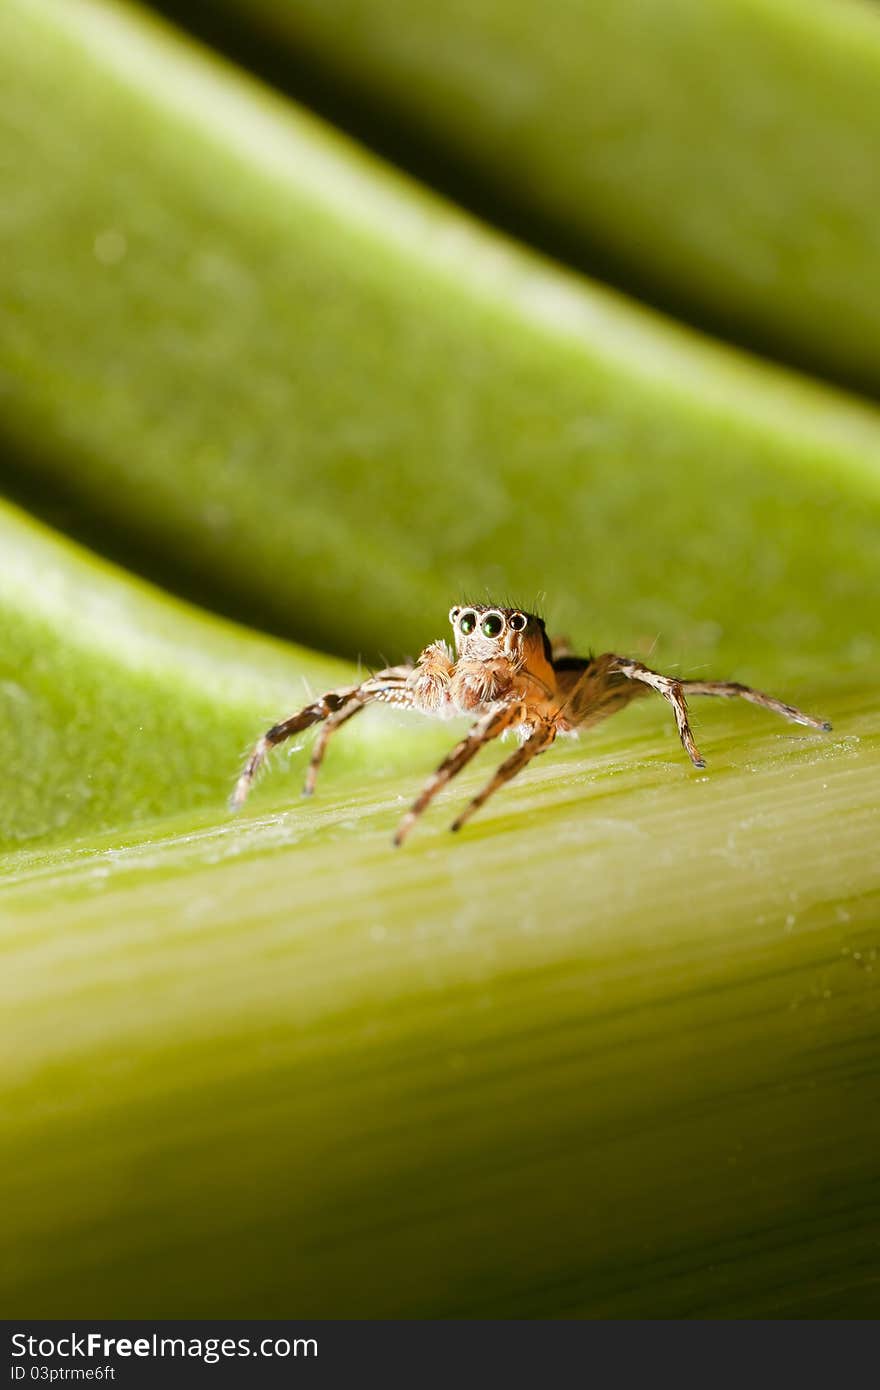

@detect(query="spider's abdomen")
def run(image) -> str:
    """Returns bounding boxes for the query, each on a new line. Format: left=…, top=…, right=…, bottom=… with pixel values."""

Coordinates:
left=557, top=654, right=647, bottom=730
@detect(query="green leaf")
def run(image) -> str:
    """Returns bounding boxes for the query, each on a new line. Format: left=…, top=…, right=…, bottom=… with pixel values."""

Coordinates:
left=2, top=0, right=880, bottom=672
left=0, top=497, right=352, bottom=851
left=168, top=0, right=880, bottom=394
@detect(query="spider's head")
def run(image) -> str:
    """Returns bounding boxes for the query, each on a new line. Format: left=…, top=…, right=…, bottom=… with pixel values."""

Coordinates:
left=448, top=604, right=551, bottom=669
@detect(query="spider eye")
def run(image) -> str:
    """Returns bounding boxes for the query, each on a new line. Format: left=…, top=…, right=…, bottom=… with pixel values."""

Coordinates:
left=459, top=611, right=477, bottom=635
left=508, top=612, right=527, bottom=632
left=481, top=613, right=504, bottom=638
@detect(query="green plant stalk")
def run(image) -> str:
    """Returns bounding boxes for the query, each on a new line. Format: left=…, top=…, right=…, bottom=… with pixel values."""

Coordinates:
left=2, top=0, right=880, bottom=673
left=192, top=0, right=880, bottom=394
left=2, top=693, right=878, bottom=1317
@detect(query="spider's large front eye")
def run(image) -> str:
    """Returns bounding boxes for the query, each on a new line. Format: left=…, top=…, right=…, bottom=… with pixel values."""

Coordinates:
left=481, top=613, right=504, bottom=638
left=459, top=611, right=477, bottom=635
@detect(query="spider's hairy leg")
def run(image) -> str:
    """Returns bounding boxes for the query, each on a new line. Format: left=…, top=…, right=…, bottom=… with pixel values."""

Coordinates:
left=393, top=700, right=523, bottom=847
left=231, top=666, right=414, bottom=809
left=451, top=721, right=556, bottom=833
left=406, top=639, right=455, bottom=713
left=231, top=687, right=358, bottom=809
left=302, top=698, right=363, bottom=797
left=676, top=678, right=832, bottom=731
left=611, top=657, right=707, bottom=767
left=300, top=666, right=416, bottom=797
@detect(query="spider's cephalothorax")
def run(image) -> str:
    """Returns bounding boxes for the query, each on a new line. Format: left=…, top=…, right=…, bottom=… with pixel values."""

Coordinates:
left=428, top=604, right=555, bottom=713
left=232, top=604, right=831, bottom=845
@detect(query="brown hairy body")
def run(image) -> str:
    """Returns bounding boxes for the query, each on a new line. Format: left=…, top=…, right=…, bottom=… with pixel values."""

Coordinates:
left=232, top=605, right=831, bottom=845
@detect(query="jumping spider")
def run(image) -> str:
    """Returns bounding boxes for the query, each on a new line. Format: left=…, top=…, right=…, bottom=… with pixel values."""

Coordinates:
left=232, top=605, right=831, bottom=845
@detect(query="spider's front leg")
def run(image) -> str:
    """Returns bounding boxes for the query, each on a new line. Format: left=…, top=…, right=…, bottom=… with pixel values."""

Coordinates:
left=451, top=719, right=557, bottom=832
left=406, top=640, right=456, bottom=714
left=232, top=665, right=414, bottom=808
left=307, top=642, right=458, bottom=796
left=393, top=700, right=524, bottom=847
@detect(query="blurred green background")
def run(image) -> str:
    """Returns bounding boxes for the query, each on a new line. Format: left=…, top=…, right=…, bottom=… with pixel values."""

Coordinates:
left=1, top=0, right=878, bottom=1318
